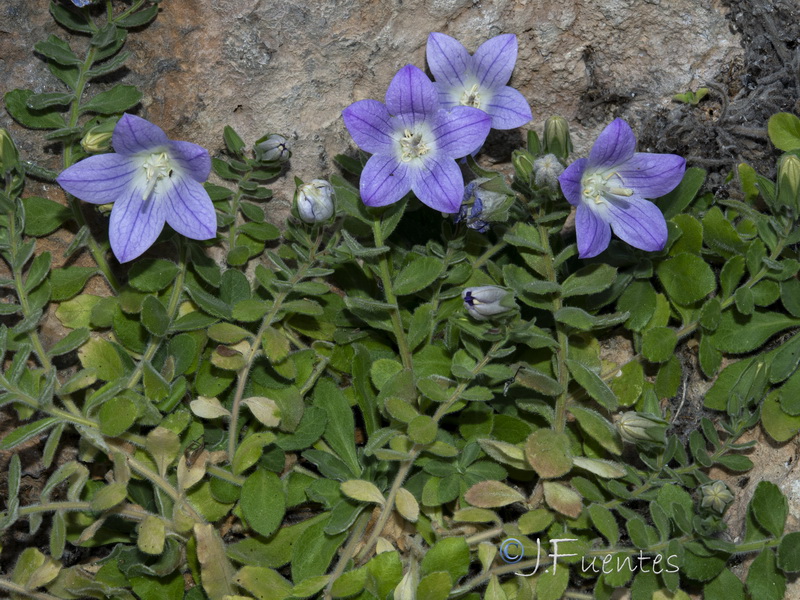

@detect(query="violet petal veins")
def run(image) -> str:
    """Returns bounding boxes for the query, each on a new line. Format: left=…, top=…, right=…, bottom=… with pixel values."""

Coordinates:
left=558, top=118, right=686, bottom=258
left=343, top=64, right=491, bottom=212
left=57, top=113, right=216, bottom=263
left=427, top=33, right=532, bottom=130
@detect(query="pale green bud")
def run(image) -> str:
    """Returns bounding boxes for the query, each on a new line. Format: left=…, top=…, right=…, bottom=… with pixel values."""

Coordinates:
left=0, top=128, right=19, bottom=175
left=254, top=134, right=290, bottom=163
left=296, top=179, right=334, bottom=223
left=81, top=128, right=113, bottom=154
left=533, top=153, right=565, bottom=190
left=778, top=154, right=800, bottom=212
left=616, top=412, right=668, bottom=445
left=544, top=116, right=573, bottom=160
left=512, top=149, right=535, bottom=185
left=700, top=480, right=734, bottom=513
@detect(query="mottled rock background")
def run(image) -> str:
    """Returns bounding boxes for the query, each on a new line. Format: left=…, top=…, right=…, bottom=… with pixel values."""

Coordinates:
left=1, top=0, right=751, bottom=218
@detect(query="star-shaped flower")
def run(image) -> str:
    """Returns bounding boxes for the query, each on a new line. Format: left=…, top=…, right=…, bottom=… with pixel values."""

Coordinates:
left=342, top=64, right=491, bottom=213
left=558, top=118, right=686, bottom=258
left=426, top=33, right=532, bottom=130
left=57, top=113, right=217, bottom=263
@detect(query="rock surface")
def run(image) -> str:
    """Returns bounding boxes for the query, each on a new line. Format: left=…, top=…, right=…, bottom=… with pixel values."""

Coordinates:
left=2, top=0, right=742, bottom=218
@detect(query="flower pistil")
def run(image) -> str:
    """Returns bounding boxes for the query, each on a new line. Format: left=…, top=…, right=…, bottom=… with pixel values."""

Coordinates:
left=141, top=151, right=173, bottom=202
left=460, top=83, right=482, bottom=108
left=582, top=171, right=634, bottom=206
left=398, top=128, right=431, bottom=162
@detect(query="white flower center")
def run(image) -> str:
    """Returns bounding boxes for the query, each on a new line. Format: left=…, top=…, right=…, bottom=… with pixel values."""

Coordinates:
left=581, top=171, right=633, bottom=208
left=399, top=128, right=431, bottom=162
left=460, top=83, right=482, bottom=108
left=141, top=151, right=173, bottom=201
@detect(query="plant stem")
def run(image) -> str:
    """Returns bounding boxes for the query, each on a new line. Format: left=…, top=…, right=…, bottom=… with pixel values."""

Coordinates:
left=0, top=578, right=64, bottom=600
left=371, top=217, right=413, bottom=369
left=227, top=232, right=324, bottom=460
left=323, top=510, right=372, bottom=600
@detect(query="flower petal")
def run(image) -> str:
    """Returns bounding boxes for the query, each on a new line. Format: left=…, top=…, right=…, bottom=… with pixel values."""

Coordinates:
left=606, top=197, right=668, bottom=253
left=412, top=155, right=463, bottom=213
left=575, top=204, right=612, bottom=258
left=112, top=113, right=168, bottom=156
left=385, top=65, right=439, bottom=117
left=559, top=158, right=588, bottom=206
left=168, top=140, right=211, bottom=182
left=432, top=107, right=491, bottom=159
left=57, top=153, right=141, bottom=204
left=163, top=174, right=217, bottom=240
left=617, top=152, right=686, bottom=198
left=426, top=32, right=471, bottom=88
left=342, top=99, right=395, bottom=154
left=109, top=185, right=166, bottom=263
left=472, top=34, right=517, bottom=89
left=360, top=154, right=411, bottom=207
left=484, top=86, right=532, bottom=130
left=588, top=118, right=636, bottom=169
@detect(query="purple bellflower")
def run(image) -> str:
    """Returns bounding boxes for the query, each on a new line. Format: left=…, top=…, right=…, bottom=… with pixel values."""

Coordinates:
left=342, top=64, right=491, bottom=213
left=57, top=114, right=216, bottom=263
left=426, top=33, right=532, bottom=130
left=558, top=118, right=686, bottom=259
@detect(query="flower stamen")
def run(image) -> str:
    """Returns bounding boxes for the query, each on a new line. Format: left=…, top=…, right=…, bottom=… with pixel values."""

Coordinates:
left=460, top=83, right=481, bottom=108
left=141, top=151, right=173, bottom=202
left=399, top=128, right=430, bottom=162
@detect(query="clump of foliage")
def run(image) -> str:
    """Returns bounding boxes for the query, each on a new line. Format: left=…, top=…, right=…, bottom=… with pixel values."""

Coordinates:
left=2, top=2, right=800, bottom=600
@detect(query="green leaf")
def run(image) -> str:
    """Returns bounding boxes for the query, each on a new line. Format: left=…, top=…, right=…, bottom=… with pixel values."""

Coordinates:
left=340, top=480, right=385, bottom=505
left=99, top=395, right=137, bottom=436
left=223, top=126, right=245, bottom=156
left=90, top=482, right=128, bottom=511
left=746, top=550, right=786, bottom=600
left=513, top=365, right=562, bottom=397
left=117, top=4, right=160, bottom=28
left=5, top=89, right=67, bottom=129
left=50, top=266, right=98, bottom=301
left=49, top=2, right=93, bottom=33
left=291, top=518, right=346, bottom=582
left=566, top=358, right=618, bottom=410
left=79, top=338, right=124, bottom=381
left=661, top=167, right=706, bottom=219
left=588, top=504, right=619, bottom=545
left=561, top=264, right=617, bottom=297
left=0, top=417, right=59, bottom=450
left=421, top=537, right=470, bottom=582
left=141, top=296, right=169, bottom=337
left=537, top=562, right=569, bottom=600
left=22, top=197, right=72, bottom=237
left=704, top=569, right=745, bottom=600
left=617, top=281, right=657, bottom=331
left=569, top=405, right=622, bottom=454
left=703, top=206, right=748, bottom=258
left=34, top=36, right=82, bottom=65
left=365, top=551, right=403, bottom=600
left=81, top=84, right=142, bottom=114
left=768, top=112, right=800, bottom=151
left=524, top=429, right=572, bottom=478
left=656, top=253, right=715, bottom=304
left=393, top=256, right=443, bottom=295
left=241, top=469, right=285, bottom=537
left=777, top=532, right=800, bottom=572
left=750, top=481, right=787, bottom=538
left=314, top=379, right=360, bottom=477
left=128, top=259, right=180, bottom=292
left=641, top=327, right=678, bottom=363
left=48, top=327, right=89, bottom=357
left=710, top=310, right=800, bottom=353
left=464, top=480, right=525, bottom=508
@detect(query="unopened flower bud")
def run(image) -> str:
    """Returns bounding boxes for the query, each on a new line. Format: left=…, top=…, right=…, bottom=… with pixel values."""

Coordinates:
left=512, top=149, right=535, bottom=185
left=533, top=154, right=565, bottom=190
left=616, top=412, right=668, bottom=445
left=81, top=128, right=113, bottom=154
left=0, top=128, right=19, bottom=175
left=255, top=134, right=290, bottom=163
left=544, top=116, right=573, bottom=160
left=462, top=286, right=516, bottom=320
left=296, top=179, right=334, bottom=223
left=700, top=480, right=734, bottom=513
left=778, top=154, right=800, bottom=212
left=454, top=178, right=511, bottom=232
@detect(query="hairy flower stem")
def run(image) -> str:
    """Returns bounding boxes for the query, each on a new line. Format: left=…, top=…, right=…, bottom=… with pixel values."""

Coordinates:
left=227, top=232, right=324, bottom=460
left=323, top=510, right=372, bottom=600
left=372, top=217, right=413, bottom=369
left=227, top=172, right=253, bottom=249
left=125, top=238, right=188, bottom=390
left=351, top=340, right=504, bottom=566
left=537, top=221, right=570, bottom=433
left=0, top=578, right=63, bottom=600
